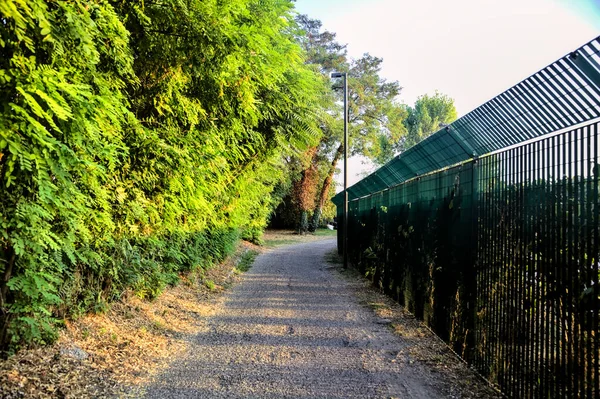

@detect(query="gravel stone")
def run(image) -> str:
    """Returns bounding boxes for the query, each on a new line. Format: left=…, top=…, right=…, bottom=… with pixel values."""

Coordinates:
left=59, top=345, right=89, bottom=361
left=145, top=239, right=458, bottom=398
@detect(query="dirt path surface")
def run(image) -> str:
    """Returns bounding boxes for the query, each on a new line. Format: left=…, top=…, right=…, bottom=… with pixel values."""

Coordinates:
left=145, top=238, right=488, bottom=398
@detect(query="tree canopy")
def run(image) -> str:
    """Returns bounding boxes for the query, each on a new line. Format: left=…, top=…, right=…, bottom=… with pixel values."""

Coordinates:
left=278, top=15, right=456, bottom=232
left=0, top=0, right=326, bottom=350
left=276, top=15, right=410, bottom=232
left=404, top=91, right=458, bottom=149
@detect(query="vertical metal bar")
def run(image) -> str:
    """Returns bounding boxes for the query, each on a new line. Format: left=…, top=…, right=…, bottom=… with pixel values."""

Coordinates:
left=546, top=136, right=556, bottom=399
left=496, top=151, right=502, bottom=390
left=557, top=133, right=571, bottom=397
left=551, top=134, right=561, bottom=398
left=486, top=155, right=493, bottom=376
left=479, top=157, right=486, bottom=374
left=507, top=149, right=514, bottom=394
left=509, top=147, right=516, bottom=396
left=579, top=126, right=586, bottom=397
left=532, top=138, right=539, bottom=397
left=507, top=148, right=519, bottom=397
left=343, top=73, right=348, bottom=270
left=585, top=124, right=593, bottom=398
left=491, top=154, right=496, bottom=381
left=493, top=152, right=501, bottom=388
left=486, top=155, right=493, bottom=379
left=541, top=137, right=548, bottom=397
left=543, top=137, right=551, bottom=398
left=560, top=133, right=567, bottom=397
left=489, top=155, right=496, bottom=382
left=570, top=128, right=578, bottom=397
left=578, top=126, right=586, bottom=398
left=496, top=151, right=501, bottom=387
left=527, top=139, right=535, bottom=398
left=579, top=126, right=586, bottom=398
left=593, top=122, right=599, bottom=398
left=478, top=159, right=483, bottom=373
left=519, top=141, right=527, bottom=398
left=529, top=140, right=534, bottom=397
left=533, top=141, right=545, bottom=397
left=561, top=131, right=568, bottom=398
left=567, top=129, right=575, bottom=396
left=511, top=147, right=518, bottom=396
left=524, top=145, right=530, bottom=397
left=514, top=145, right=523, bottom=397
left=470, top=158, right=478, bottom=366
left=501, top=149, right=508, bottom=391
left=526, top=144, right=532, bottom=397
left=574, top=128, right=581, bottom=397
left=515, top=146, right=522, bottom=396
left=539, top=139, right=546, bottom=398
left=558, top=132, right=565, bottom=398
left=485, top=157, right=490, bottom=375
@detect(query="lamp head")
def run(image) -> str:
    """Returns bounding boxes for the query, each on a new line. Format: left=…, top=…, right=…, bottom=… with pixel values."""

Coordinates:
left=331, top=72, right=345, bottom=78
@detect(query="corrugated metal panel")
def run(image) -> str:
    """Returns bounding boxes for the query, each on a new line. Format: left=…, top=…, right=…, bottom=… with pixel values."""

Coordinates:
left=334, top=36, right=600, bottom=204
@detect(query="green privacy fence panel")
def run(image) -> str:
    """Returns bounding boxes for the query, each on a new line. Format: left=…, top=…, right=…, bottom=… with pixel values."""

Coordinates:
left=338, top=121, right=600, bottom=397
left=476, top=123, right=599, bottom=397
left=339, top=161, right=476, bottom=351
left=333, top=36, right=600, bottom=206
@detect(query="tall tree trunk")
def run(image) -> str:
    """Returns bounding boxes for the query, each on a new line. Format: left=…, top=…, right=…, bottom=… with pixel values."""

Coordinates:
left=309, top=143, right=344, bottom=232
left=0, top=246, right=16, bottom=349
left=0, top=247, right=15, bottom=310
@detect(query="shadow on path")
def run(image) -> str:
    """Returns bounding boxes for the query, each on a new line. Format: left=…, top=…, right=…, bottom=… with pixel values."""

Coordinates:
left=145, top=239, right=444, bottom=399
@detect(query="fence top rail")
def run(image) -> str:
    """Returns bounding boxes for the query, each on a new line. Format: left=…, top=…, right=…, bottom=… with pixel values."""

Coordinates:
left=333, top=36, right=600, bottom=206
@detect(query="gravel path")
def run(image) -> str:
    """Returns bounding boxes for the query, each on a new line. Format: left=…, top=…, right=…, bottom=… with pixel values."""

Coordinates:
left=145, top=239, right=453, bottom=398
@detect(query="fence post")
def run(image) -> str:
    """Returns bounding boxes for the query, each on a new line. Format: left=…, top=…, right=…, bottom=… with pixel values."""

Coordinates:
left=466, top=157, right=479, bottom=362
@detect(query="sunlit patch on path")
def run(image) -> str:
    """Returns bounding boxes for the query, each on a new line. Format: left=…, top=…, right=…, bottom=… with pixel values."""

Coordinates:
left=145, top=239, right=495, bottom=398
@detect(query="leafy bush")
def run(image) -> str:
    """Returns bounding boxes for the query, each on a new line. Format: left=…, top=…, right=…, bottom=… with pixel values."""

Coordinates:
left=0, top=0, right=325, bottom=351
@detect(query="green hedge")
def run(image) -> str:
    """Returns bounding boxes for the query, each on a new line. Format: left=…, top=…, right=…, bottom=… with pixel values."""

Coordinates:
left=0, top=0, right=325, bottom=350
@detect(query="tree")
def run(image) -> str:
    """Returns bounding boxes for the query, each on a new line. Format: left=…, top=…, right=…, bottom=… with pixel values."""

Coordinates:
left=0, top=0, right=327, bottom=349
left=372, top=91, right=457, bottom=167
left=286, top=15, right=407, bottom=232
left=308, top=53, right=406, bottom=231
left=404, top=91, right=457, bottom=149
left=294, top=15, right=347, bottom=73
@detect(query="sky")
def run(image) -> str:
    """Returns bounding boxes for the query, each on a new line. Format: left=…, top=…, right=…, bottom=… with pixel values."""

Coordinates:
left=293, top=0, right=600, bottom=187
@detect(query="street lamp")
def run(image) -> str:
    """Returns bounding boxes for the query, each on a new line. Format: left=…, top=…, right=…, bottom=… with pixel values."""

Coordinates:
left=331, top=72, right=348, bottom=269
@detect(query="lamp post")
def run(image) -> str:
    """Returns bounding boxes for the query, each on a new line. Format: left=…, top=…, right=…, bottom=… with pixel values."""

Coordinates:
left=331, top=72, right=348, bottom=269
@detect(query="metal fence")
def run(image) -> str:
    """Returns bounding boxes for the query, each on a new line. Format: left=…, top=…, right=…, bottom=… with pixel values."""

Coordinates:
left=338, top=37, right=600, bottom=203
left=340, top=120, right=600, bottom=397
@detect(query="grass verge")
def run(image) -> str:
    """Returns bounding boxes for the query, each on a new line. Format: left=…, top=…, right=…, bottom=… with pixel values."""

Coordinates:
left=235, top=249, right=259, bottom=273
left=313, top=227, right=337, bottom=236
left=0, top=240, right=260, bottom=398
left=262, top=228, right=337, bottom=248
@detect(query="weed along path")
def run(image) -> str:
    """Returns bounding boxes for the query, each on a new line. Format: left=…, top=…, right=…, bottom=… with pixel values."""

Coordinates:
left=145, top=237, right=497, bottom=399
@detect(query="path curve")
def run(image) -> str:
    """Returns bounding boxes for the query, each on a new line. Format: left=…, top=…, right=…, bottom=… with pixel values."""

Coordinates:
left=145, top=239, right=447, bottom=398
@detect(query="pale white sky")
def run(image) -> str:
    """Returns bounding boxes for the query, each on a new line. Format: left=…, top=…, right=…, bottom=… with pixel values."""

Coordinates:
left=293, top=0, right=600, bottom=188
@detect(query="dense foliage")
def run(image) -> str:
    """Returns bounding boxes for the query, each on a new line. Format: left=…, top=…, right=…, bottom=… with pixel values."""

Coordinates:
left=276, top=16, right=457, bottom=232
left=275, top=16, right=405, bottom=233
left=402, top=91, right=458, bottom=150
left=0, top=0, right=326, bottom=350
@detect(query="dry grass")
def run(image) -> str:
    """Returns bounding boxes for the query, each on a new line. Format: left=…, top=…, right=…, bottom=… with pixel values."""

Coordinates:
left=330, top=250, right=502, bottom=399
left=0, top=241, right=261, bottom=398
left=261, top=228, right=335, bottom=248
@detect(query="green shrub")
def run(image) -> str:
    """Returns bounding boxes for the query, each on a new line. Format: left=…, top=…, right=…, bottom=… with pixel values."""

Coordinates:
left=0, top=0, right=325, bottom=351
